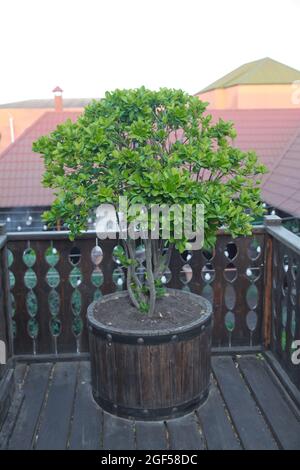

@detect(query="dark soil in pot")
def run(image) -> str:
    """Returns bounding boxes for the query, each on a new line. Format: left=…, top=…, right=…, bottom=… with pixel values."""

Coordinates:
left=93, top=289, right=209, bottom=332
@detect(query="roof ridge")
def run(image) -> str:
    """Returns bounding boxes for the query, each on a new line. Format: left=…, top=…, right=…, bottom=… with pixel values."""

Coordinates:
left=197, top=57, right=300, bottom=94
left=0, top=97, right=97, bottom=108
left=196, top=58, right=262, bottom=94
left=233, top=58, right=267, bottom=87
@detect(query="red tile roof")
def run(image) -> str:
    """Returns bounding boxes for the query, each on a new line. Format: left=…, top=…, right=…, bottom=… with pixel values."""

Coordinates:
left=208, top=109, right=300, bottom=217
left=0, top=108, right=299, bottom=217
left=0, top=111, right=80, bottom=207
left=262, top=129, right=300, bottom=217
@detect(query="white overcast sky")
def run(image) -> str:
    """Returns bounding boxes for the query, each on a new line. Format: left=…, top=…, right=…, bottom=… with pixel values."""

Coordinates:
left=1, top=0, right=299, bottom=104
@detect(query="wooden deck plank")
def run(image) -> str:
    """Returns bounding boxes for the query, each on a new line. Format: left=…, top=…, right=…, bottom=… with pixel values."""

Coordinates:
left=135, top=421, right=168, bottom=450
left=69, top=362, right=102, bottom=450
left=197, top=383, right=242, bottom=450
left=167, top=413, right=205, bottom=450
left=0, top=389, right=24, bottom=449
left=103, top=412, right=135, bottom=450
left=35, top=362, right=78, bottom=450
left=2, top=355, right=299, bottom=451
left=238, top=356, right=300, bottom=450
left=212, top=356, right=278, bottom=450
left=14, top=363, right=27, bottom=387
left=8, top=363, right=52, bottom=450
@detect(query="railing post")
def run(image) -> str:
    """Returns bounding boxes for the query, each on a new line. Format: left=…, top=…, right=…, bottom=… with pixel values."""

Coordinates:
left=0, top=223, right=15, bottom=427
left=263, top=215, right=282, bottom=349
left=0, top=224, right=13, bottom=358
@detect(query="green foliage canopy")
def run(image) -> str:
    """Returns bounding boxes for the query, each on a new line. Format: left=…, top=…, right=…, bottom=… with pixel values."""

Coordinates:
left=33, top=87, right=266, bottom=314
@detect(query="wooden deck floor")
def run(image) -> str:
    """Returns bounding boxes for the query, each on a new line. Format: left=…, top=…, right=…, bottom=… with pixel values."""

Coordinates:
left=0, top=355, right=299, bottom=450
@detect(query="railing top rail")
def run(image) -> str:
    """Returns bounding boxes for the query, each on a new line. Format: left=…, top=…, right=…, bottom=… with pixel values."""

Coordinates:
left=6, top=225, right=265, bottom=241
left=264, top=215, right=300, bottom=256
left=7, top=229, right=97, bottom=241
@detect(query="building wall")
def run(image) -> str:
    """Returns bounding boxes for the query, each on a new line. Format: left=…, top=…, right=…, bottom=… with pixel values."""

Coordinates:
left=197, top=84, right=300, bottom=109
left=0, top=107, right=83, bottom=153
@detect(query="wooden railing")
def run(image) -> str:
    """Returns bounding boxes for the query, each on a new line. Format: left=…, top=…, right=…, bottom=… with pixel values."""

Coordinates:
left=0, top=224, right=14, bottom=427
left=5, top=227, right=266, bottom=357
left=0, top=225, right=13, bottom=374
left=265, top=216, right=300, bottom=388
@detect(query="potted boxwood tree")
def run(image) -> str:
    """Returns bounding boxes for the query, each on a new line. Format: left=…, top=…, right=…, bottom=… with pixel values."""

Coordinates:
left=33, top=87, right=266, bottom=420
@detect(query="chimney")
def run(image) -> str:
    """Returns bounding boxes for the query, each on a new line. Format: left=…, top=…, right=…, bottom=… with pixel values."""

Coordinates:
left=52, top=86, right=63, bottom=112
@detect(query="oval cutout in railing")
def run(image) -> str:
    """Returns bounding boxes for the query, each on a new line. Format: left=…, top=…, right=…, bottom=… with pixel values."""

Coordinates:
left=201, top=284, right=213, bottom=304
left=91, top=245, right=103, bottom=265
left=273, top=248, right=278, bottom=267
left=291, top=259, right=298, bottom=280
left=48, top=290, right=60, bottom=316
left=9, top=271, right=15, bottom=289
left=281, top=275, right=288, bottom=297
left=24, top=268, right=37, bottom=289
left=246, top=266, right=261, bottom=282
left=45, top=246, right=59, bottom=266
left=93, top=289, right=102, bottom=301
left=225, top=284, right=236, bottom=310
left=246, top=284, right=258, bottom=310
left=113, top=245, right=125, bottom=266
left=135, top=244, right=146, bottom=263
left=69, top=267, right=82, bottom=288
left=246, top=310, right=257, bottom=332
left=224, top=242, right=238, bottom=261
left=10, top=293, right=16, bottom=317
left=281, top=330, right=287, bottom=351
left=50, top=318, right=61, bottom=337
left=180, top=264, right=193, bottom=284
left=283, top=254, right=289, bottom=273
left=160, top=268, right=172, bottom=285
left=72, top=316, right=83, bottom=337
left=224, top=263, right=237, bottom=283
left=23, top=248, right=36, bottom=267
left=26, top=290, right=38, bottom=317
left=201, top=263, right=215, bottom=283
left=7, top=249, right=14, bottom=267
left=27, top=318, right=39, bottom=339
left=225, top=311, right=235, bottom=332
left=112, top=267, right=125, bottom=288
left=71, top=289, right=82, bottom=315
left=290, top=284, right=296, bottom=306
left=46, top=267, right=60, bottom=289
left=247, top=239, right=261, bottom=261
left=291, top=310, right=296, bottom=337
left=181, top=250, right=193, bottom=263
left=91, top=268, right=104, bottom=288
left=69, top=247, right=81, bottom=266
left=135, top=265, right=146, bottom=284
left=281, top=300, right=287, bottom=328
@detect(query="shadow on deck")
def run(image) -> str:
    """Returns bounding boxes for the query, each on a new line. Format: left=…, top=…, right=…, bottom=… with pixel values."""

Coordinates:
left=1, top=354, right=299, bottom=450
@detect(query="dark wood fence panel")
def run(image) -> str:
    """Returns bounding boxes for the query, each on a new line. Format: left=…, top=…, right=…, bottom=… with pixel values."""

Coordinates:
left=7, top=235, right=118, bottom=356
left=270, top=237, right=300, bottom=388
left=169, top=231, right=265, bottom=348
left=7, top=229, right=265, bottom=356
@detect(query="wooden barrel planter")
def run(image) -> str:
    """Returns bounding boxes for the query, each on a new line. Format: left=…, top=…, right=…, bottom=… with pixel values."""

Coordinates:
left=87, top=288, right=212, bottom=420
